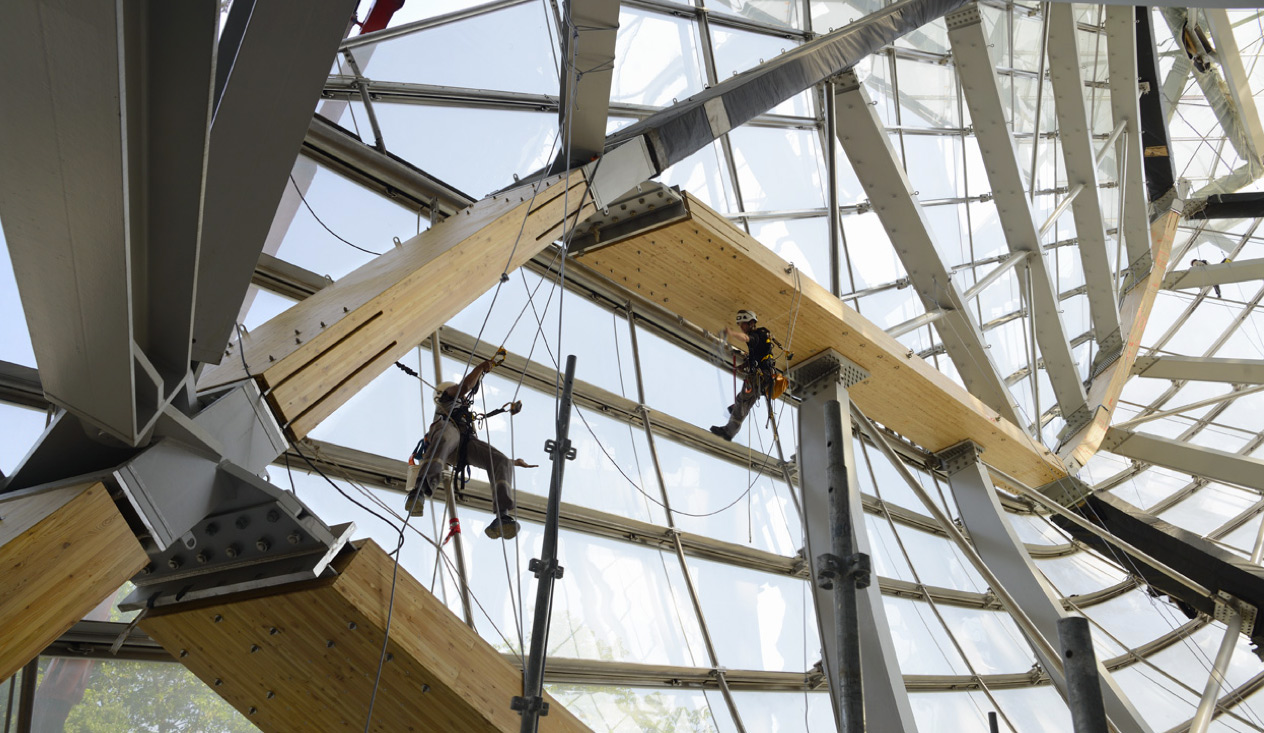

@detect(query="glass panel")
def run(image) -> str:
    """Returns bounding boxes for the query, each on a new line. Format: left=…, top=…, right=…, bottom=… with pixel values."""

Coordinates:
left=1034, top=549, right=1127, bottom=597
left=879, top=597, right=970, bottom=675
left=549, top=685, right=721, bottom=732
left=1008, top=513, right=1071, bottom=546
left=659, top=141, right=739, bottom=213
left=706, top=0, right=802, bottom=30
left=612, top=8, right=707, bottom=107
left=933, top=606, right=1038, bottom=674
left=748, top=217, right=831, bottom=291
left=350, top=3, right=557, bottom=95
left=241, top=288, right=297, bottom=333
left=991, top=686, right=1073, bottom=733
left=728, top=127, right=826, bottom=212
left=33, top=657, right=256, bottom=732
left=0, top=403, right=45, bottom=475
left=1160, top=483, right=1258, bottom=537
left=686, top=556, right=815, bottom=672
left=730, top=690, right=834, bottom=732
left=910, top=690, right=1011, bottom=731
left=1110, top=664, right=1202, bottom=731
left=1107, top=466, right=1193, bottom=511
left=710, top=29, right=810, bottom=116
left=0, top=226, right=35, bottom=367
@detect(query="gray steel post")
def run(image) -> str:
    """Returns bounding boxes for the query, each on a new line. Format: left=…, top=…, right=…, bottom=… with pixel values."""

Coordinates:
left=15, top=659, right=35, bottom=733
left=1057, top=617, right=1109, bottom=733
left=989, top=711, right=999, bottom=733
left=791, top=350, right=918, bottom=732
left=516, top=355, right=578, bottom=733
left=430, top=332, right=475, bottom=629
left=823, top=400, right=866, bottom=733
left=1190, top=607, right=1242, bottom=733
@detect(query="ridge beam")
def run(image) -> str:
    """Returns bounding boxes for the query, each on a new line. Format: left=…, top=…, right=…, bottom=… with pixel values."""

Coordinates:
left=1048, top=4, right=1122, bottom=350
left=833, top=71, right=1023, bottom=427
left=947, top=3, right=1089, bottom=433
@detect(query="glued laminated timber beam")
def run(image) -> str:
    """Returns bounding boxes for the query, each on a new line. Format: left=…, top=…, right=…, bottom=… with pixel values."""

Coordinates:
left=199, top=169, right=596, bottom=439
left=0, top=481, right=147, bottom=681
left=141, top=540, right=590, bottom=733
left=576, top=192, right=1067, bottom=488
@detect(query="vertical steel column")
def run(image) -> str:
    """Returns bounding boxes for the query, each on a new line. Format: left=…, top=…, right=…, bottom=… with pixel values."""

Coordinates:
left=825, top=79, right=842, bottom=296
left=823, top=400, right=865, bottom=733
left=1057, top=616, right=1109, bottom=733
left=431, top=332, right=475, bottom=629
left=626, top=310, right=748, bottom=732
left=516, top=355, right=578, bottom=733
left=14, top=660, right=34, bottom=733
left=1190, top=607, right=1241, bottom=733
left=791, top=350, right=918, bottom=732
left=934, top=440, right=1151, bottom=733
left=989, top=711, right=1000, bottom=733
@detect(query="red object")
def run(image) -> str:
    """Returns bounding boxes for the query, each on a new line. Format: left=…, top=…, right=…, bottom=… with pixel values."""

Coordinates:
left=443, top=517, right=461, bottom=546
left=360, top=0, right=405, bottom=34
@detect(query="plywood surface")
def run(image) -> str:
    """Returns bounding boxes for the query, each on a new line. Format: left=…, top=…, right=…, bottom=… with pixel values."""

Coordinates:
left=1059, top=209, right=1181, bottom=473
left=578, top=193, right=1067, bottom=487
left=0, top=481, right=147, bottom=680
left=200, top=170, right=596, bottom=440
left=141, top=540, right=590, bottom=733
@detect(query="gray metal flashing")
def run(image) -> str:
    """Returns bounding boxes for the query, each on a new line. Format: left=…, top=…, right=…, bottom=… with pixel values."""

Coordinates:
left=833, top=73, right=1024, bottom=427
left=947, top=3, right=1089, bottom=431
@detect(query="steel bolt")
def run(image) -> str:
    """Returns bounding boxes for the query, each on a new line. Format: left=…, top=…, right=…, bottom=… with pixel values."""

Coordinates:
left=421, top=684, right=430, bottom=693
left=225, top=544, right=240, bottom=558
left=168, top=556, right=183, bottom=569
left=139, top=564, right=153, bottom=576
left=256, top=538, right=271, bottom=552
left=179, top=649, right=188, bottom=658
left=235, top=515, right=250, bottom=530
left=326, top=640, right=335, bottom=648
left=196, top=550, right=211, bottom=564
left=205, top=522, right=219, bottom=536
left=214, top=678, right=223, bottom=686
left=249, top=707, right=257, bottom=715
left=266, top=509, right=280, bottom=523
left=287, top=531, right=302, bottom=545
left=386, top=653, right=393, bottom=662
left=266, top=691, right=275, bottom=699
left=250, top=644, right=260, bottom=653
left=213, top=614, right=223, bottom=623
left=269, top=627, right=279, bottom=636
left=348, top=621, right=357, bottom=630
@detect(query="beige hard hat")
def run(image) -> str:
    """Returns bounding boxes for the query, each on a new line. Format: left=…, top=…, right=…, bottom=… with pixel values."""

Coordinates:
left=434, top=381, right=458, bottom=404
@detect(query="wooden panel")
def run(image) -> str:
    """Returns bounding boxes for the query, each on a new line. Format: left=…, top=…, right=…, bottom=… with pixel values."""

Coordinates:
left=578, top=193, right=1067, bottom=487
left=0, top=482, right=147, bottom=680
left=200, top=170, right=595, bottom=439
left=141, top=540, right=590, bottom=733
left=1059, top=209, right=1181, bottom=473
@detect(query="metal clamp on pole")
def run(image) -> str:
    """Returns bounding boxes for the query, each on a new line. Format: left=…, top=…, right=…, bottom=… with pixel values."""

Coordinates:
left=519, top=355, right=579, bottom=733
left=815, top=552, right=871, bottom=590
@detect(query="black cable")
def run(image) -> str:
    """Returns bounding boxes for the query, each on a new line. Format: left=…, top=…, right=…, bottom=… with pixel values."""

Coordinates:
left=289, top=174, right=383, bottom=256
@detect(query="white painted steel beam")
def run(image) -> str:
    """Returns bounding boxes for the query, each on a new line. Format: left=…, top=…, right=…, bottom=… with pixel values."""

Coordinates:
left=1047, top=4, right=1122, bottom=351
left=833, top=73, right=1024, bottom=427
left=1105, top=6, right=1152, bottom=269
left=1131, top=355, right=1264, bottom=384
left=1102, top=428, right=1264, bottom=492
left=792, top=352, right=919, bottom=732
left=947, top=4, right=1090, bottom=432
left=938, top=442, right=1153, bottom=733
left=1205, top=10, right=1264, bottom=171
left=553, top=0, right=620, bottom=168
left=1163, top=258, right=1264, bottom=291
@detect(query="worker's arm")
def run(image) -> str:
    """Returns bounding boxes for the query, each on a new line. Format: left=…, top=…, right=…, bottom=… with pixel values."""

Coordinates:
left=455, top=348, right=507, bottom=399
left=721, top=326, right=750, bottom=345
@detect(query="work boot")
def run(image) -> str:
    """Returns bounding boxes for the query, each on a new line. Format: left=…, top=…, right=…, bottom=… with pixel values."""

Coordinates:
left=404, top=489, right=426, bottom=517
left=484, top=514, right=519, bottom=540
left=709, top=425, right=733, bottom=441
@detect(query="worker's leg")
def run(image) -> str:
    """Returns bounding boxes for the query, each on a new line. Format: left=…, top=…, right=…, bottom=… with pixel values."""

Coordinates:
left=711, top=375, right=761, bottom=440
left=464, top=437, right=519, bottom=539
left=405, top=423, right=459, bottom=515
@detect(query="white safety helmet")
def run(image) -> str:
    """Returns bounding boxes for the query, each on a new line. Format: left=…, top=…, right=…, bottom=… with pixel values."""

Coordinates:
left=434, top=381, right=458, bottom=404
left=735, top=309, right=758, bottom=324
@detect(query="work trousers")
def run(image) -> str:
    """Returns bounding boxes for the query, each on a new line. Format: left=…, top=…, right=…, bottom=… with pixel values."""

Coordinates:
left=416, top=421, right=515, bottom=515
left=718, top=369, right=769, bottom=439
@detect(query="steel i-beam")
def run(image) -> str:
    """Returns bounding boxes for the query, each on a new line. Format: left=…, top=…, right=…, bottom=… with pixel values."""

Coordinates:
left=833, top=71, right=1024, bottom=428
left=947, top=4, right=1090, bottom=436
left=936, top=441, right=1152, bottom=733
left=1048, top=4, right=1123, bottom=361
left=791, top=350, right=919, bottom=732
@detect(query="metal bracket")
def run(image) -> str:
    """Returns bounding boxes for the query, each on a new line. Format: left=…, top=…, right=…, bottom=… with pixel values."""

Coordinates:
left=789, top=349, right=870, bottom=398
left=529, top=557, right=565, bottom=580
left=1088, top=330, right=1124, bottom=380
left=816, top=552, right=871, bottom=590
left=544, top=439, right=576, bottom=461
left=934, top=440, right=985, bottom=477
left=1119, top=249, right=1154, bottom=295
left=1056, top=403, right=1095, bottom=443
left=1035, top=475, right=1094, bottom=508
left=511, top=695, right=550, bottom=716
left=1213, top=592, right=1258, bottom=637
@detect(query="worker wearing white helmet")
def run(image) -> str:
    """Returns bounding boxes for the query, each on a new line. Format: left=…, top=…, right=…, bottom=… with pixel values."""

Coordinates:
left=406, top=348, right=536, bottom=540
left=711, top=309, right=782, bottom=440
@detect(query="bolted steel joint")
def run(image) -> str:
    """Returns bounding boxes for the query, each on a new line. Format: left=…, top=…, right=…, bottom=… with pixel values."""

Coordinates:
left=527, top=557, right=565, bottom=580
left=815, top=552, right=871, bottom=590
left=511, top=695, right=551, bottom=716
left=543, top=438, right=577, bottom=461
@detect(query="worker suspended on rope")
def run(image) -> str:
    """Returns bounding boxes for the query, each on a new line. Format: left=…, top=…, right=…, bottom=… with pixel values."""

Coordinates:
left=405, top=347, right=537, bottom=539
left=710, top=309, right=788, bottom=441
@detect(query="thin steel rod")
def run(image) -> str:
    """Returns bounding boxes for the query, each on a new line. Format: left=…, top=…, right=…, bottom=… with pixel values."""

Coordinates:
left=1112, top=384, right=1264, bottom=430
left=1028, top=3, right=1051, bottom=202
left=1039, top=183, right=1085, bottom=238
left=986, top=468, right=1213, bottom=598
left=431, top=332, right=475, bottom=629
left=626, top=309, right=748, bottom=733
left=520, top=355, right=578, bottom=733
left=824, top=400, right=865, bottom=733
left=3, top=672, right=14, bottom=733
left=1058, top=616, right=1109, bottom=733
left=1114, top=138, right=1128, bottom=301
left=826, top=80, right=842, bottom=296
left=342, top=50, right=386, bottom=151
left=1095, top=120, right=1127, bottom=167
left=851, top=402, right=1065, bottom=677
left=886, top=309, right=945, bottom=338
left=1189, top=609, right=1241, bottom=733
left=1251, top=509, right=1264, bottom=564
left=963, top=251, right=1030, bottom=301
left=1027, top=263, right=1042, bottom=440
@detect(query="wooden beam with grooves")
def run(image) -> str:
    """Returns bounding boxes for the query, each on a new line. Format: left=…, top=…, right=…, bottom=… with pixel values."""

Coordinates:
left=577, top=192, right=1067, bottom=487
left=199, top=169, right=595, bottom=440
left=0, top=481, right=147, bottom=681
left=141, top=540, right=590, bottom=733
